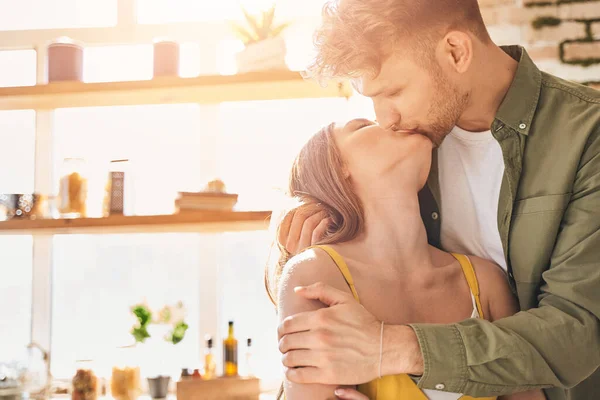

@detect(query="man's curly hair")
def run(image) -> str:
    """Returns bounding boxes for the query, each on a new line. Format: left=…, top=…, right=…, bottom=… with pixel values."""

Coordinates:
left=306, top=0, right=490, bottom=81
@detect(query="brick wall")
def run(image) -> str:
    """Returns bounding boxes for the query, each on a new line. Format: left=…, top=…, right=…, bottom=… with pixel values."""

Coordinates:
left=479, top=0, right=600, bottom=87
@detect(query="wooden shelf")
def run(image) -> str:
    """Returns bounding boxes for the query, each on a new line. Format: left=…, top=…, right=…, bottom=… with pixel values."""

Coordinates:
left=0, top=210, right=272, bottom=235
left=0, top=71, right=353, bottom=110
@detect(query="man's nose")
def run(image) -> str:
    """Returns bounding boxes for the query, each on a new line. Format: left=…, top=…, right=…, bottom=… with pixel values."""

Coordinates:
left=372, top=102, right=398, bottom=129
left=374, top=113, right=400, bottom=131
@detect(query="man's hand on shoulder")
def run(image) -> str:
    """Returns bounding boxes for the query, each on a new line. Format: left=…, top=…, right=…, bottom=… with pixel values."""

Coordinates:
left=277, top=208, right=330, bottom=256
left=279, top=275, right=424, bottom=385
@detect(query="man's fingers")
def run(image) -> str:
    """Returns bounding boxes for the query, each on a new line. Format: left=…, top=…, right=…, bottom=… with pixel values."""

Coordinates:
left=311, top=217, right=330, bottom=245
left=282, top=349, right=318, bottom=368
left=295, top=282, right=355, bottom=307
left=285, top=366, right=323, bottom=384
left=277, top=310, right=316, bottom=340
left=278, top=330, right=315, bottom=353
left=298, top=211, right=327, bottom=251
left=286, top=210, right=311, bottom=254
left=278, top=208, right=328, bottom=255
left=334, top=388, right=370, bottom=400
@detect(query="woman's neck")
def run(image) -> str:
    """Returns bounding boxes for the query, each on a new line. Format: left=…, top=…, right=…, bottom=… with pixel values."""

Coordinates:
left=344, top=184, right=434, bottom=273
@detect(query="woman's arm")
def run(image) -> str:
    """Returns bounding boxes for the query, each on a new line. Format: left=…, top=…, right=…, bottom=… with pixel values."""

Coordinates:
left=472, top=257, right=547, bottom=400
left=277, top=248, right=356, bottom=400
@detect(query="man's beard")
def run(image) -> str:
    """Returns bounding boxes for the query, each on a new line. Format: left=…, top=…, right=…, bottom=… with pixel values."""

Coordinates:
left=421, top=75, right=469, bottom=147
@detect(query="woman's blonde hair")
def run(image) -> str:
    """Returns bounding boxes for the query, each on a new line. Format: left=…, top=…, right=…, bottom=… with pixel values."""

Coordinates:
left=264, top=123, right=365, bottom=400
left=265, top=123, right=364, bottom=306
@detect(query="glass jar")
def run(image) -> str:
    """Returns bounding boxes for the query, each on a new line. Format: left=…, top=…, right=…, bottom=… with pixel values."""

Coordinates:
left=58, top=158, right=88, bottom=218
left=71, top=360, right=99, bottom=400
left=110, top=346, right=141, bottom=400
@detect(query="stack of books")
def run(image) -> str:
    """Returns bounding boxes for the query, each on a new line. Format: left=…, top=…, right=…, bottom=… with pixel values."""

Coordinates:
left=175, top=191, right=238, bottom=212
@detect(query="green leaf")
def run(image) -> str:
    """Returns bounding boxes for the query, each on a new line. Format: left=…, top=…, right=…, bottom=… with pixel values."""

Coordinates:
left=131, top=325, right=150, bottom=343
left=132, top=305, right=151, bottom=326
left=170, top=321, right=189, bottom=345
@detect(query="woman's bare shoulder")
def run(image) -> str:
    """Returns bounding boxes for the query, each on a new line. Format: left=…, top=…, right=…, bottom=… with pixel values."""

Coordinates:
left=277, top=247, right=353, bottom=314
left=467, top=255, right=519, bottom=321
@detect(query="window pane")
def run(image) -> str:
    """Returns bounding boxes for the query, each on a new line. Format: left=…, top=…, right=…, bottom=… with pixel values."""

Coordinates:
left=217, top=230, right=279, bottom=383
left=0, top=110, right=36, bottom=194
left=53, top=104, right=203, bottom=216
left=51, top=234, right=203, bottom=379
left=214, top=97, right=373, bottom=385
left=0, top=236, right=33, bottom=361
left=0, top=50, right=36, bottom=88
left=83, top=44, right=201, bottom=83
left=0, top=0, right=117, bottom=31
left=0, top=110, right=35, bottom=360
left=137, top=0, right=327, bottom=23
left=217, top=97, right=373, bottom=210
left=51, top=101, right=210, bottom=378
left=83, top=45, right=153, bottom=83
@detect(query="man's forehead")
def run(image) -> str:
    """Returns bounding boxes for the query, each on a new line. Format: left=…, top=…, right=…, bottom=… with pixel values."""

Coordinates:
left=351, top=76, right=381, bottom=94
left=351, top=56, right=410, bottom=97
left=351, top=74, right=389, bottom=98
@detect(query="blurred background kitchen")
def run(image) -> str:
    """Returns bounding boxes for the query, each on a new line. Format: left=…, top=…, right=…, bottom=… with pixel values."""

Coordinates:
left=0, top=0, right=599, bottom=399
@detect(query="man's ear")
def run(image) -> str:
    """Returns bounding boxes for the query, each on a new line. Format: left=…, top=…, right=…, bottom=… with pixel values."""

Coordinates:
left=439, top=31, right=473, bottom=74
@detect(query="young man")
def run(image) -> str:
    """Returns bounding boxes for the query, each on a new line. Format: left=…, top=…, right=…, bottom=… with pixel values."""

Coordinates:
left=277, top=0, right=600, bottom=399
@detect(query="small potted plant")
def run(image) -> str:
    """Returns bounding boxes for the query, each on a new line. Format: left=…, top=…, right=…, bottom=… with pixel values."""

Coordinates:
left=129, top=301, right=189, bottom=399
left=231, top=5, right=291, bottom=73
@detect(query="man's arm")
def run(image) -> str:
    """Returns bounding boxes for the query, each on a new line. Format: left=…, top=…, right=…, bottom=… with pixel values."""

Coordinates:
left=409, top=130, right=600, bottom=396
left=471, top=257, right=547, bottom=400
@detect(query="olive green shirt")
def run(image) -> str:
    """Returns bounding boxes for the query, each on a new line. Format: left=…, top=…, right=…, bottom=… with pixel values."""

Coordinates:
left=412, top=46, right=600, bottom=400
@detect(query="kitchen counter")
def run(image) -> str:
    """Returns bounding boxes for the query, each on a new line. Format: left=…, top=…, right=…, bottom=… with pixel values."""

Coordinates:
left=51, top=392, right=277, bottom=400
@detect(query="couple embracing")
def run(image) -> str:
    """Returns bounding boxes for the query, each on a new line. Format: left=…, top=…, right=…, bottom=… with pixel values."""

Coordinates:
left=267, top=0, right=600, bottom=399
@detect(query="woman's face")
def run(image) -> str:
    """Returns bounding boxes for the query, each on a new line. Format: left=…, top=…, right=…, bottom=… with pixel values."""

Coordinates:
left=332, top=118, right=433, bottom=191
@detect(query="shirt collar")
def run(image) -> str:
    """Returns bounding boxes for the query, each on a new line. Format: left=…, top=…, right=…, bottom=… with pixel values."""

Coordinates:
left=494, top=45, right=542, bottom=136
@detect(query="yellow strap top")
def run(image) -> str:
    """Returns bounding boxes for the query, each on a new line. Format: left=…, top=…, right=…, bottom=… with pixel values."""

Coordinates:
left=310, top=245, right=484, bottom=319
left=309, top=244, right=361, bottom=302
left=308, top=245, right=495, bottom=400
left=452, top=253, right=485, bottom=320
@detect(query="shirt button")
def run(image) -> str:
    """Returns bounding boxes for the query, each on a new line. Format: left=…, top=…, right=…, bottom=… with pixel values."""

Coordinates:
left=435, top=383, right=446, bottom=390
left=431, top=212, right=439, bottom=220
left=519, top=123, right=527, bottom=129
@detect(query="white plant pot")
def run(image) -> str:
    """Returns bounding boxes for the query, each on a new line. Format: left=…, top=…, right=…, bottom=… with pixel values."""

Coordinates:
left=236, top=36, right=287, bottom=73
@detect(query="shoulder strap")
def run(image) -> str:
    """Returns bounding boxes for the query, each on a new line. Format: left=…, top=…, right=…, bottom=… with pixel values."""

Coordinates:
left=452, top=253, right=485, bottom=319
left=307, top=245, right=360, bottom=303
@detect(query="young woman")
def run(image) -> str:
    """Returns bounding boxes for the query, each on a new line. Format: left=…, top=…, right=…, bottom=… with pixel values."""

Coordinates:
left=267, top=119, right=545, bottom=400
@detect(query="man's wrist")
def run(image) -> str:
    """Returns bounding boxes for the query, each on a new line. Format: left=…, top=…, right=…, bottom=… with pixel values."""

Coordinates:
left=381, top=324, right=424, bottom=377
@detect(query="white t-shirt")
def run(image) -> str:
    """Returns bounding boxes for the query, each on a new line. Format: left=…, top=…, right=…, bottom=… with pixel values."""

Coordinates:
left=437, top=125, right=507, bottom=271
